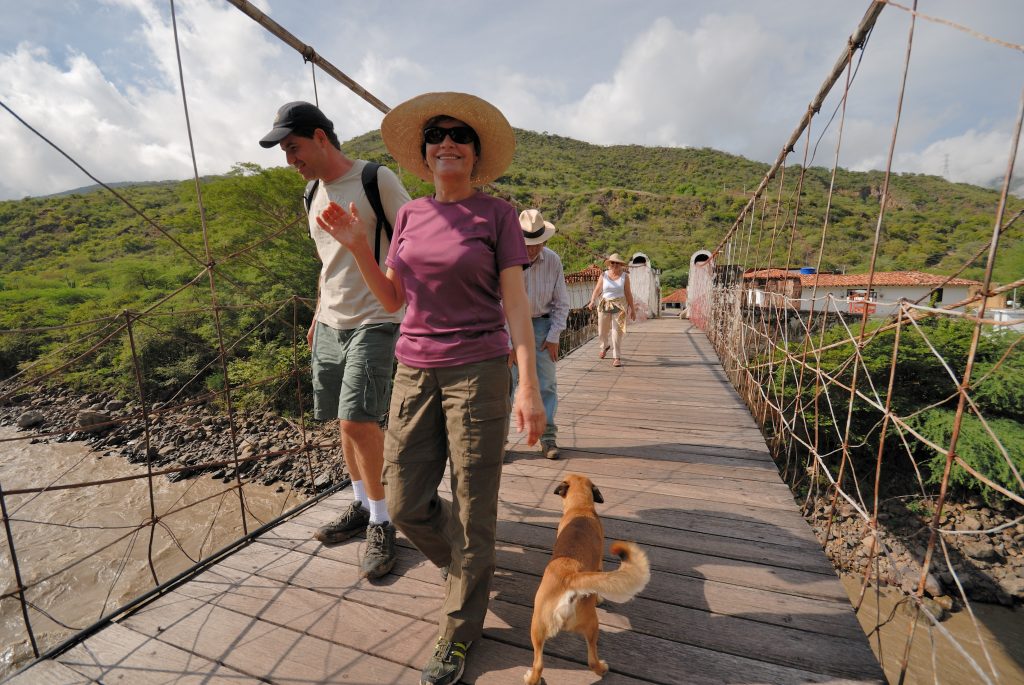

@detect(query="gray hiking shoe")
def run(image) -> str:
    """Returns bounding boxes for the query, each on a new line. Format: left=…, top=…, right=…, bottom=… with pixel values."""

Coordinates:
left=420, top=638, right=471, bottom=685
left=361, top=522, right=397, bottom=579
left=541, top=439, right=560, bottom=460
left=314, top=501, right=370, bottom=544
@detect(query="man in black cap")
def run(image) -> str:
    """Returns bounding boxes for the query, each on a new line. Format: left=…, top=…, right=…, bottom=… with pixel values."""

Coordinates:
left=260, top=101, right=411, bottom=578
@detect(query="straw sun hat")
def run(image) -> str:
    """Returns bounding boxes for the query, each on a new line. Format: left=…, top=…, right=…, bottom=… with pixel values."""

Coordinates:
left=380, top=92, right=515, bottom=185
left=605, top=253, right=627, bottom=265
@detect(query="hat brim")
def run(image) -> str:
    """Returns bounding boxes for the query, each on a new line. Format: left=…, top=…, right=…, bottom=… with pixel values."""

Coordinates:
left=259, top=126, right=292, bottom=149
left=523, top=223, right=556, bottom=246
left=381, top=92, right=515, bottom=185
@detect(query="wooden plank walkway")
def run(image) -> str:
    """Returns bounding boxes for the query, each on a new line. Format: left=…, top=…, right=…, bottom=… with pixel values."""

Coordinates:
left=7, top=318, right=885, bottom=684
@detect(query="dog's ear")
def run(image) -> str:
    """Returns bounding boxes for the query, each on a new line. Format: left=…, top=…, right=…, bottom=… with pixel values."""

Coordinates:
left=554, top=481, right=569, bottom=498
left=591, top=484, right=604, bottom=504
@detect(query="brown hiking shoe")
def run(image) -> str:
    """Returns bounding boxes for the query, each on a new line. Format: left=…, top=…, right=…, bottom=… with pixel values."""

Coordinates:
left=361, top=522, right=397, bottom=579
left=541, top=439, right=560, bottom=460
left=314, top=501, right=370, bottom=544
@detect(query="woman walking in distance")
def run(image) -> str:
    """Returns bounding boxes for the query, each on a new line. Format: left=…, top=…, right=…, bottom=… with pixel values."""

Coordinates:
left=315, top=91, right=545, bottom=685
left=587, top=253, right=636, bottom=367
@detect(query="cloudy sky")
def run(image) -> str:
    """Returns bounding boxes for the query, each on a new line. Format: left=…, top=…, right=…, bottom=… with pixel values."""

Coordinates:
left=0, top=0, right=1021, bottom=201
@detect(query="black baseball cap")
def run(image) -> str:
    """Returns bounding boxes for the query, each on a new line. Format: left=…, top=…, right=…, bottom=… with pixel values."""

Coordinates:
left=259, top=101, right=334, bottom=148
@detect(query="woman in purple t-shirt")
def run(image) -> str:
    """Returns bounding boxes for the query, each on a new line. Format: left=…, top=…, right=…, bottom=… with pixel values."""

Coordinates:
left=316, top=92, right=544, bottom=685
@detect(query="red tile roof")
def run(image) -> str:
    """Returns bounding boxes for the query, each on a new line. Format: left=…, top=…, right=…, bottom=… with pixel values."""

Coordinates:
left=565, top=264, right=602, bottom=284
left=744, top=268, right=798, bottom=280
left=743, top=269, right=980, bottom=287
left=801, top=271, right=981, bottom=287
left=661, top=288, right=688, bottom=304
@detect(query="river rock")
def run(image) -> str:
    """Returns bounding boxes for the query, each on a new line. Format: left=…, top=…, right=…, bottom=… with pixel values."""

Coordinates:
left=861, top=533, right=878, bottom=556
left=77, top=410, right=111, bottom=433
left=957, top=516, right=982, bottom=532
left=962, top=540, right=999, bottom=562
left=897, top=596, right=947, bottom=622
left=920, top=597, right=950, bottom=622
left=16, top=410, right=45, bottom=428
left=998, top=576, right=1024, bottom=599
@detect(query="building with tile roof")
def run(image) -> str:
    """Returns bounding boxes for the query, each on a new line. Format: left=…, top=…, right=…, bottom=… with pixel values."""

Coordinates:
left=741, top=269, right=984, bottom=316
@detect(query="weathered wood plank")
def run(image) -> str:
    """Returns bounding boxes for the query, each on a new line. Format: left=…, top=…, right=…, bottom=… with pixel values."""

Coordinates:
left=119, top=593, right=424, bottom=684
left=220, top=526, right=874, bottom=680
left=502, top=448, right=784, bottom=483
left=207, top=542, right=873, bottom=683
left=254, top=523, right=863, bottom=640
left=3, top=661, right=92, bottom=685
left=59, top=623, right=245, bottom=683
left=21, top=318, right=883, bottom=684
left=164, top=562, right=652, bottom=685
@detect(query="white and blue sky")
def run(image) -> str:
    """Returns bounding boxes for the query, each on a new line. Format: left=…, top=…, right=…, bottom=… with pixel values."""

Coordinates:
left=0, top=0, right=1021, bottom=201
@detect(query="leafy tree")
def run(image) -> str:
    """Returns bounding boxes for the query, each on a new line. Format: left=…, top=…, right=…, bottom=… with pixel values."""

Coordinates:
left=775, top=317, right=1023, bottom=504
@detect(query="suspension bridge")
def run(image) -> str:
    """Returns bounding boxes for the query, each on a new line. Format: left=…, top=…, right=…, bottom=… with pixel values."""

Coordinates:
left=5, top=319, right=887, bottom=684
left=2, top=1, right=1022, bottom=683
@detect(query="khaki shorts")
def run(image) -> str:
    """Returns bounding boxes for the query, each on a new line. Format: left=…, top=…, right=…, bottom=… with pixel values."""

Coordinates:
left=311, top=321, right=398, bottom=422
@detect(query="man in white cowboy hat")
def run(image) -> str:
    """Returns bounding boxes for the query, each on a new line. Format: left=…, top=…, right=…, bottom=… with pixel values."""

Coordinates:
left=259, top=101, right=411, bottom=580
left=513, top=208, right=569, bottom=460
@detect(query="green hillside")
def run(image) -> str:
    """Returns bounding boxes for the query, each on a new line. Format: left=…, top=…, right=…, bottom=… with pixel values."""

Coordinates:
left=0, top=129, right=1020, bottom=390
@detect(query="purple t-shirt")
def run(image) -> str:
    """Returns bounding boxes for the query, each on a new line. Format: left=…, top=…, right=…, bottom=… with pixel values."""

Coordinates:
left=385, top=193, right=529, bottom=368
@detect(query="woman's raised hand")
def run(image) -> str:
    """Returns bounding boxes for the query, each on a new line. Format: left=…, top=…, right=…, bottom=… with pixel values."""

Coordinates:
left=316, top=201, right=366, bottom=249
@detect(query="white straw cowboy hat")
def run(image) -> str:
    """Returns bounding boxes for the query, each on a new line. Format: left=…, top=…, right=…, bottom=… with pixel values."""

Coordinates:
left=519, top=209, right=556, bottom=245
left=380, top=92, right=516, bottom=185
left=605, top=253, right=627, bottom=265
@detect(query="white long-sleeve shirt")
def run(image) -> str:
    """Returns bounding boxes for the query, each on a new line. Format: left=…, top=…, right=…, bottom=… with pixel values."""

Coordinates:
left=524, top=247, right=570, bottom=344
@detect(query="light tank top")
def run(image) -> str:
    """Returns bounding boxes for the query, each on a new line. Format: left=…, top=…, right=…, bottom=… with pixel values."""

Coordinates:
left=601, top=271, right=626, bottom=300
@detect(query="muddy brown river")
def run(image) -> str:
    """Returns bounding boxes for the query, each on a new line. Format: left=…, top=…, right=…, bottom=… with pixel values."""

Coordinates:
left=842, top=569, right=1023, bottom=682
left=0, top=426, right=303, bottom=676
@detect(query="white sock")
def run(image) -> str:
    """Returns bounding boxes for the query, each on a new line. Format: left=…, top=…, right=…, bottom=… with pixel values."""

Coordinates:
left=368, top=498, right=390, bottom=525
left=351, top=480, right=367, bottom=506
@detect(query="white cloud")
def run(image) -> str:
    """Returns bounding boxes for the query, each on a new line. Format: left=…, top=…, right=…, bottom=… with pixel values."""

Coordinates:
left=547, top=14, right=800, bottom=153
left=1, top=0, right=1021, bottom=200
left=0, top=42, right=143, bottom=198
left=851, top=126, right=1024, bottom=194
left=0, top=0, right=441, bottom=199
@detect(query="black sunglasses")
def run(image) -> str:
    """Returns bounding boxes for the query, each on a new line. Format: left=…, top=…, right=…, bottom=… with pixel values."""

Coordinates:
left=423, top=126, right=477, bottom=145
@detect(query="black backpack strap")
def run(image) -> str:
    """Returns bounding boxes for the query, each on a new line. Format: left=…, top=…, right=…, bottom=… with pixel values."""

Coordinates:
left=361, top=162, right=393, bottom=265
left=303, top=179, right=319, bottom=214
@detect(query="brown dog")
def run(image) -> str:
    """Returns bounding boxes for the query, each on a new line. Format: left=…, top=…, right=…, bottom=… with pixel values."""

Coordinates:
left=524, top=473, right=650, bottom=685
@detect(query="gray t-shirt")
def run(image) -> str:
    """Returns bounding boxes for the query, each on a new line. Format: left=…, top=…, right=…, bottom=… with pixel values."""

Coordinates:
left=309, top=160, right=410, bottom=329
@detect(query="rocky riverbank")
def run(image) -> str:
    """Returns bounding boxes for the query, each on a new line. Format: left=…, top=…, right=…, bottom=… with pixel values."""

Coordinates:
left=803, top=493, right=1024, bottom=618
left=1, top=385, right=345, bottom=497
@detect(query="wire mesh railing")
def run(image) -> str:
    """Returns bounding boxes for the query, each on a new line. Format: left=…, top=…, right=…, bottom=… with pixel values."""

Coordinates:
left=690, top=2, right=1023, bottom=682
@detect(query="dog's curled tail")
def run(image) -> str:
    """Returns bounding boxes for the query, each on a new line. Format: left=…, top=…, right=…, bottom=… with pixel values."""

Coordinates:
left=567, top=541, right=650, bottom=603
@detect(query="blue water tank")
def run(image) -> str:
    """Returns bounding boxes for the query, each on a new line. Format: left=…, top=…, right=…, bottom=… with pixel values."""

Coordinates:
left=799, top=267, right=817, bottom=275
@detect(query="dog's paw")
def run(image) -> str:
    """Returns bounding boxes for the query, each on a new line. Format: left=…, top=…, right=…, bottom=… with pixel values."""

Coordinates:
left=589, top=658, right=609, bottom=676
left=523, top=669, right=546, bottom=685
